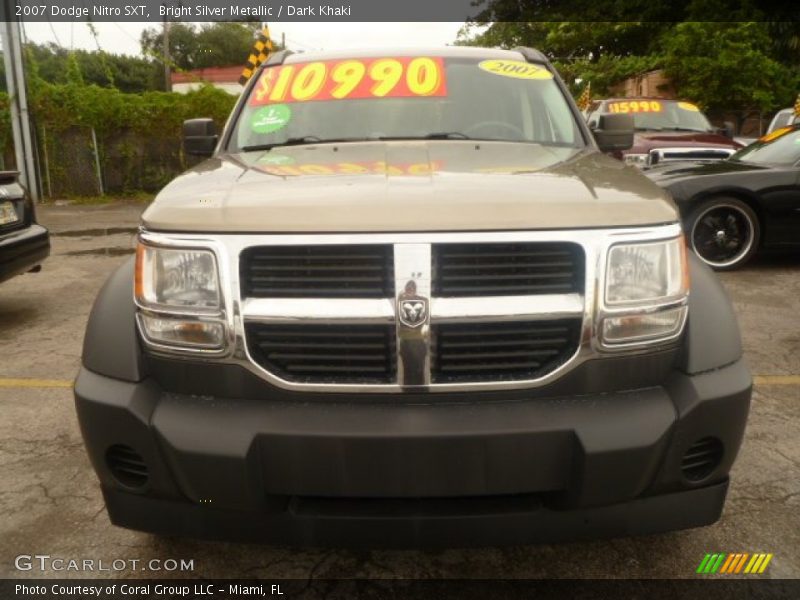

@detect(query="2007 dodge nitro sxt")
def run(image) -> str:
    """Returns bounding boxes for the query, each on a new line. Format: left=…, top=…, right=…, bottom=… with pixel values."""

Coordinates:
left=74, top=47, right=751, bottom=546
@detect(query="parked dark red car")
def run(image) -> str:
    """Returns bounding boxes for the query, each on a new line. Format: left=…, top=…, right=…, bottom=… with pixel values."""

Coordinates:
left=585, top=98, right=742, bottom=168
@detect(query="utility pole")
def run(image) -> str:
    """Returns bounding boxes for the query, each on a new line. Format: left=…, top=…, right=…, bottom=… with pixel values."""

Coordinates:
left=162, top=17, right=171, bottom=92
left=1, top=13, right=40, bottom=202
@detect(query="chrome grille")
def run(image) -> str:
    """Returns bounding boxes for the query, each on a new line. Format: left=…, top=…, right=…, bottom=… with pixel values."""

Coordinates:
left=139, top=223, right=688, bottom=392
left=649, top=147, right=735, bottom=165
left=246, top=323, right=397, bottom=384
left=238, top=241, right=585, bottom=389
left=431, top=320, right=582, bottom=383
left=240, top=245, right=394, bottom=298
left=432, top=242, right=583, bottom=296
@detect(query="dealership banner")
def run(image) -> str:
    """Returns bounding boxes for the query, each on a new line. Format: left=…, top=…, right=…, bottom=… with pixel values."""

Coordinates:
left=3, top=579, right=800, bottom=599
left=6, top=0, right=480, bottom=22
left=2, top=0, right=799, bottom=22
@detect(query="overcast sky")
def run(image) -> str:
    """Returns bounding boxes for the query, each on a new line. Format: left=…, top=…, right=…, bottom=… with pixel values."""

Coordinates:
left=21, top=22, right=466, bottom=56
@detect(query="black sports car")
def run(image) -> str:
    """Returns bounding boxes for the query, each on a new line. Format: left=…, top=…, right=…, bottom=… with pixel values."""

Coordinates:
left=647, top=123, right=800, bottom=269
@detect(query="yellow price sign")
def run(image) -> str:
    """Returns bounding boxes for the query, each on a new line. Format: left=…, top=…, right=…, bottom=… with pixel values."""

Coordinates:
left=608, top=100, right=663, bottom=114
left=250, top=57, right=447, bottom=106
left=478, top=60, right=553, bottom=80
left=758, top=126, right=793, bottom=143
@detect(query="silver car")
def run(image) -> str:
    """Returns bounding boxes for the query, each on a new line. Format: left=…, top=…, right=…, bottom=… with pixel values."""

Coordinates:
left=767, top=108, right=798, bottom=134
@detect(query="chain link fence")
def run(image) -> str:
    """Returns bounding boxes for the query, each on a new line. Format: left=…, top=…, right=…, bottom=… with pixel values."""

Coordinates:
left=0, top=84, right=235, bottom=200
left=35, top=125, right=195, bottom=198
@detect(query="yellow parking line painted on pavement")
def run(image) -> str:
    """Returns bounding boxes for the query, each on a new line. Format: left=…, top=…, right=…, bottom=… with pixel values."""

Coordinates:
left=753, top=375, right=800, bottom=386
left=0, top=374, right=798, bottom=389
left=0, top=378, right=73, bottom=388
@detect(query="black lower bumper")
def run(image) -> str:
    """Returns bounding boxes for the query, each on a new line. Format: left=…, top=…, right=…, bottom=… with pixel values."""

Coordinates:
left=102, top=479, right=729, bottom=548
left=74, top=359, right=751, bottom=547
left=0, top=223, right=50, bottom=283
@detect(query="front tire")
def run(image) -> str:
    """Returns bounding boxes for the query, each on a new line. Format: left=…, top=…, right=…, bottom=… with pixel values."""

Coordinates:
left=687, top=197, right=760, bottom=270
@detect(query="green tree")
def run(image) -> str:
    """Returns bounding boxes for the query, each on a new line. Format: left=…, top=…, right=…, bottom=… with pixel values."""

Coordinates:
left=456, top=17, right=799, bottom=112
left=140, top=22, right=199, bottom=71
left=1, top=42, right=161, bottom=93
left=194, top=22, right=261, bottom=69
left=558, top=55, right=663, bottom=96
left=457, top=22, right=671, bottom=62
left=460, top=0, right=800, bottom=77
left=766, top=22, right=800, bottom=66
left=140, top=22, right=285, bottom=71
left=65, top=52, right=84, bottom=85
left=661, top=22, right=797, bottom=113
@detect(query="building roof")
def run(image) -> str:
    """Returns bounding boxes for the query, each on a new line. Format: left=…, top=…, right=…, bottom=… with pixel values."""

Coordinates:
left=171, top=66, right=242, bottom=84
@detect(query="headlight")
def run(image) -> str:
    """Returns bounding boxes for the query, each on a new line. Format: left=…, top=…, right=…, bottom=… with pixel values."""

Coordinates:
left=135, top=241, right=226, bottom=351
left=601, top=236, right=689, bottom=347
left=135, top=243, right=220, bottom=311
left=624, top=153, right=649, bottom=168
left=606, top=237, right=688, bottom=305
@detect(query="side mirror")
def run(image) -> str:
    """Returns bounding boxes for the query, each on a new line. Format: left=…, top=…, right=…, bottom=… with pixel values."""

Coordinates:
left=593, top=113, right=634, bottom=152
left=183, top=118, right=217, bottom=157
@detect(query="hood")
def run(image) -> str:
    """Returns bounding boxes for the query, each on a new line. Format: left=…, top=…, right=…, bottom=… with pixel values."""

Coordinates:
left=628, top=131, right=741, bottom=154
left=142, top=141, right=678, bottom=233
left=646, top=158, right=768, bottom=185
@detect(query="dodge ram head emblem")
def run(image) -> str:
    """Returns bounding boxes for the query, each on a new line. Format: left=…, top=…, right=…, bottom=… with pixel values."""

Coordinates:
left=399, top=299, right=427, bottom=327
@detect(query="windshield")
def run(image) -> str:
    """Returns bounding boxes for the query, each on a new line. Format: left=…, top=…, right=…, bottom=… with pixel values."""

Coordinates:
left=229, top=56, right=584, bottom=151
left=602, top=100, right=713, bottom=132
left=731, top=126, right=800, bottom=165
left=768, top=110, right=797, bottom=133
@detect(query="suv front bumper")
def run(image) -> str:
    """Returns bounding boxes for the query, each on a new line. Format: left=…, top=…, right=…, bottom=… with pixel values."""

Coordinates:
left=74, top=355, right=750, bottom=547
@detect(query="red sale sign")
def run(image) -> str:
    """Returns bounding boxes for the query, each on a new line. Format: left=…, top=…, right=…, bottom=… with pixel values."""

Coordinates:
left=249, top=56, right=448, bottom=106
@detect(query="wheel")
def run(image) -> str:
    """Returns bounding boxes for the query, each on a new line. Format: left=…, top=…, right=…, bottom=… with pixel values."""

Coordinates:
left=687, top=197, right=760, bottom=270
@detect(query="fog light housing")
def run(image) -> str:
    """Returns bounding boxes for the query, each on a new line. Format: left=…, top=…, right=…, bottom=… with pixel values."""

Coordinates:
left=681, top=437, right=724, bottom=482
left=106, top=444, right=148, bottom=489
left=138, top=314, right=225, bottom=349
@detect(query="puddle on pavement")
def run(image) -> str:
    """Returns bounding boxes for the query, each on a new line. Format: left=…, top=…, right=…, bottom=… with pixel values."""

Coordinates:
left=55, top=226, right=138, bottom=257
left=63, top=247, right=135, bottom=257
left=52, top=227, right=138, bottom=238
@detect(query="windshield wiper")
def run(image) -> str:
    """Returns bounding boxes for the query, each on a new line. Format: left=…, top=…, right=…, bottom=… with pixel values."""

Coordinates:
left=240, top=136, right=369, bottom=152
left=241, top=136, right=322, bottom=151
left=241, top=132, right=478, bottom=152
